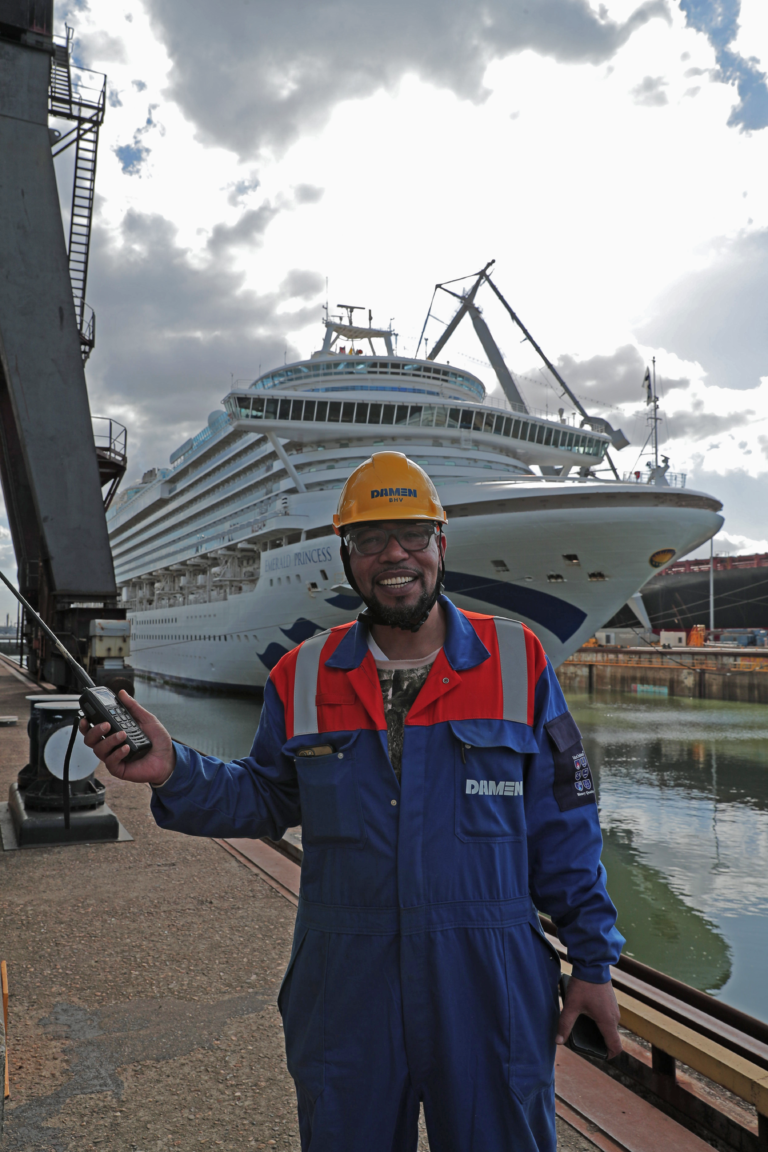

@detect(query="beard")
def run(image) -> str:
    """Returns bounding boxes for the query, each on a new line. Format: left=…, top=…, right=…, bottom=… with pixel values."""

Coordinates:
left=363, top=579, right=437, bottom=631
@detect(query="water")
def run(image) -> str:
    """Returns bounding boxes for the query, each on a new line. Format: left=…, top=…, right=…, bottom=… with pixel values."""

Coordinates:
left=569, top=691, right=768, bottom=1020
left=135, top=678, right=768, bottom=1021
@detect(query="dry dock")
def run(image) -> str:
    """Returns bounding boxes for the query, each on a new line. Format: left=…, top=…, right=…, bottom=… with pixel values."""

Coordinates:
left=558, top=646, right=768, bottom=704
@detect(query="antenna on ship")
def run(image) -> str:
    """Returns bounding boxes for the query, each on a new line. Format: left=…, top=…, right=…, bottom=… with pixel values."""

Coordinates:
left=651, top=356, right=660, bottom=470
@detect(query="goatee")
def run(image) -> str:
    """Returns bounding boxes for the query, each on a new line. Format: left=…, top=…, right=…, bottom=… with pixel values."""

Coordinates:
left=364, top=582, right=435, bottom=631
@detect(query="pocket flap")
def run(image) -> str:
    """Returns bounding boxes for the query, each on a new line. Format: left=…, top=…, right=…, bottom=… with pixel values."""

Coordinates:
left=283, top=729, right=361, bottom=759
left=544, top=711, right=581, bottom=752
left=449, top=718, right=538, bottom=754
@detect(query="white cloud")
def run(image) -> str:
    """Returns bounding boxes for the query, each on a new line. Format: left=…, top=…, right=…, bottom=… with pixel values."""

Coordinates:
left=2, top=0, right=766, bottom=586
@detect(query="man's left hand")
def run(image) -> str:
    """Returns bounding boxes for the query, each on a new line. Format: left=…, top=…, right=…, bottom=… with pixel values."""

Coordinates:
left=556, top=975, right=623, bottom=1059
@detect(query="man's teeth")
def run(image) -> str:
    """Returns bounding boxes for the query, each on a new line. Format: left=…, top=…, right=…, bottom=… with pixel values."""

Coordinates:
left=379, top=575, right=416, bottom=587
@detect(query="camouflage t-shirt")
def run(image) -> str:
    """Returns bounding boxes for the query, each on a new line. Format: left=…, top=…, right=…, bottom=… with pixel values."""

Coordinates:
left=376, top=664, right=433, bottom=781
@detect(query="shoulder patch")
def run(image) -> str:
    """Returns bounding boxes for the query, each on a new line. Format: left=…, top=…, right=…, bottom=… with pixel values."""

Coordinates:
left=545, top=711, right=596, bottom=812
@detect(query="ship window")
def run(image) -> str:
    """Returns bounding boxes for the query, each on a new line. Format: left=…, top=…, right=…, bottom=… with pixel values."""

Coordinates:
left=566, top=432, right=574, bottom=449
left=526, top=423, right=536, bottom=442
left=355, top=403, right=369, bottom=423
left=291, top=399, right=304, bottom=420
left=381, top=404, right=395, bottom=424
left=420, top=405, right=436, bottom=427
left=447, top=408, right=460, bottom=428
left=341, top=402, right=355, bottom=423
left=368, top=402, right=382, bottom=423
left=315, top=400, right=328, bottom=421
left=270, top=579, right=273, bottom=586
left=551, top=429, right=561, bottom=447
left=328, top=401, right=341, bottom=422
left=434, top=406, right=448, bottom=427
left=472, top=411, right=484, bottom=431
left=320, top=569, right=329, bottom=580
left=483, top=413, right=495, bottom=433
left=303, top=400, right=315, bottom=420
left=265, top=398, right=278, bottom=419
left=407, top=405, right=422, bottom=425
left=279, top=399, right=292, bottom=420
left=510, top=419, right=520, bottom=438
left=395, top=404, right=410, bottom=424
left=544, top=427, right=553, bottom=446
left=460, top=409, right=473, bottom=430
left=502, top=417, right=512, bottom=436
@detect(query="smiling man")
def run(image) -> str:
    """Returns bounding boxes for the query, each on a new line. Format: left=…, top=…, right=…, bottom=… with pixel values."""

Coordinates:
left=82, top=451, right=624, bottom=1152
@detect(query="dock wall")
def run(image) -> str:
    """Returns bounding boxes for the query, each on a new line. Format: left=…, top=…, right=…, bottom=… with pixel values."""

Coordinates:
left=557, top=647, right=768, bottom=704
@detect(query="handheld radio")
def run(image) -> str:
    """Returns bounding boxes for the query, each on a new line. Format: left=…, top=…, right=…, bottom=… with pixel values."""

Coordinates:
left=0, top=571, right=152, bottom=762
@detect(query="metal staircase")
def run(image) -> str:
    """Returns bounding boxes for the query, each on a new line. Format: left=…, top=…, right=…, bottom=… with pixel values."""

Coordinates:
left=48, top=28, right=106, bottom=362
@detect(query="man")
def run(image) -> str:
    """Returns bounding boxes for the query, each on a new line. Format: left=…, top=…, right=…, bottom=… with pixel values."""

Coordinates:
left=83, top=451, right=624, bottom=1152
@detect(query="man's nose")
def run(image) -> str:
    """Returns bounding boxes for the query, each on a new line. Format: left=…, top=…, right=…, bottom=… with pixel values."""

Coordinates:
left=378, top=533, right=410, bottom=561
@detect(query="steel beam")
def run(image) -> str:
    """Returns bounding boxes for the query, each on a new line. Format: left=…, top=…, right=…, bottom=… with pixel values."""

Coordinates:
left=0, top=29, right=116, bottom=609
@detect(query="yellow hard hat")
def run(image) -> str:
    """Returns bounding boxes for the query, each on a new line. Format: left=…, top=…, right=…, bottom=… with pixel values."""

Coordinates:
left=333, top=452, right=447, bottom=534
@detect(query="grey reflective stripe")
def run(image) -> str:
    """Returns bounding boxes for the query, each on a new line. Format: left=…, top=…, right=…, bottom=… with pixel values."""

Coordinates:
left=493, top=617, right=528, bottom=723
left=292, top=631, right=331, bottom=736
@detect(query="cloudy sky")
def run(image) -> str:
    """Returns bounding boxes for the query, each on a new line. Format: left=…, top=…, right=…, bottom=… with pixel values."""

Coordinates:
left=1, top=0, right=767, bottom=618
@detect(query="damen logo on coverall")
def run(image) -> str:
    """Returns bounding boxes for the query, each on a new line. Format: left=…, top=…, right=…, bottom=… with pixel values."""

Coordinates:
left=466, top=780, right=523, bottom=795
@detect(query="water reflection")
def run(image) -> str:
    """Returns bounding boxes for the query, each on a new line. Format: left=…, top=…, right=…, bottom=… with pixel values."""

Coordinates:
left=136, top=679, right=262, bottom=761
left=135, top=677, right=768, bottom=1021
left=569, top=691, right=768, bottom=1019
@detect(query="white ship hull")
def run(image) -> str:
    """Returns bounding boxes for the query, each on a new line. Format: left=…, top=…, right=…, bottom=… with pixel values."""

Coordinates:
left=127, top=478, right=722, bottom=690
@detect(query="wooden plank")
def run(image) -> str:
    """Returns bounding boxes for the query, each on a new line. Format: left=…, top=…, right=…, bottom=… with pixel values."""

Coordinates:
left=2, top=960, right=8, bottom=1099
left=213, top=838, right=300, bottom=905
left=615, top=987, right=768, bottom=1114
left=556, top=1097, right=625, bottom=1152
left=556, top=1046, right=714, bottom=1152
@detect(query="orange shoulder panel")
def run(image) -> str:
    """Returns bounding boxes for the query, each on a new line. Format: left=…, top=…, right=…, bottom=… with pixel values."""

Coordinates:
left=268, top=622, right=356, bottom=737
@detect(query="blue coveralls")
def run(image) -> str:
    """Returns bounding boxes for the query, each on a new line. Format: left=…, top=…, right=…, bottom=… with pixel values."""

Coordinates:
left=151, top=597, right=623, bottom=1151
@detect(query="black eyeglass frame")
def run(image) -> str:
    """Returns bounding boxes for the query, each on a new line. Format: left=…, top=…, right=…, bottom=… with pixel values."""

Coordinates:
left=343, top=522, right=441, bottom=557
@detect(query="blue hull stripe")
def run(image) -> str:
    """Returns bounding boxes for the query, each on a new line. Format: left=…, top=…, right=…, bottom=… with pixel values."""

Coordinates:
left=443, top=571, right=587, bottom=642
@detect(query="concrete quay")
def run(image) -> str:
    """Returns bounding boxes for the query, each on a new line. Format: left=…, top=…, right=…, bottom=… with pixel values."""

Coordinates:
left=558, top=645, right=768, bottom=704
left=0, top=662, right=600, bottom=1151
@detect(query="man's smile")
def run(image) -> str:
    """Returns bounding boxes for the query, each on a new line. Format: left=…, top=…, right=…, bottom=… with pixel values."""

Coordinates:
left=377, top=573, right=419, bottom=588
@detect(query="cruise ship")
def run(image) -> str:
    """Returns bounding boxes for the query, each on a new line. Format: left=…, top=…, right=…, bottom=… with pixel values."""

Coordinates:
left=109, top=288, right=723, bottom=691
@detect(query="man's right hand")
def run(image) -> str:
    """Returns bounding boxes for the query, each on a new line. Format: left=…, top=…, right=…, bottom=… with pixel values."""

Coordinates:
left=79, top=691, right=176, bottom=786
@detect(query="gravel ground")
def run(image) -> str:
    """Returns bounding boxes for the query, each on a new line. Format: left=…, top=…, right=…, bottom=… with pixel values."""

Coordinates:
left=0, top=665, right=596, bottom=1150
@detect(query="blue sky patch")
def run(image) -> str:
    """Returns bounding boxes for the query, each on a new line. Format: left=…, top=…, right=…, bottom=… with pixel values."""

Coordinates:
left=679, top=0, right=768, bottom=130
left=114, top=141, right=150, bottom=176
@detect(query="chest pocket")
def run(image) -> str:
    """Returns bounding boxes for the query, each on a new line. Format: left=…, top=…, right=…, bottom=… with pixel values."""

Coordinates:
left=287, top=733, right=366, bottom=848
left=451, top=719, right=537, bottom=843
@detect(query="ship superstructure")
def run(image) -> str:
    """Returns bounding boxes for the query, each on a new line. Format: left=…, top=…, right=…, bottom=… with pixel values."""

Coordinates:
left=109, top=287, right=723, bottom=690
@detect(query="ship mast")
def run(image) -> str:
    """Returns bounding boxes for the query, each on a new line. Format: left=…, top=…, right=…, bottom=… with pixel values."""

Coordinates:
left=651, top=356, right=660, bottom=470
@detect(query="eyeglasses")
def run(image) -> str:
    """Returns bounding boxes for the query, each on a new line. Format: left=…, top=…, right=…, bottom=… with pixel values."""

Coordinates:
left=345, top=523, right=438, bottom=557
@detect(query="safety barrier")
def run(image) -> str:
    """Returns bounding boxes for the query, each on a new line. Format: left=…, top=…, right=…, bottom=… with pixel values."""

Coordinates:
left=541, top=916, right=768, bottom=1151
